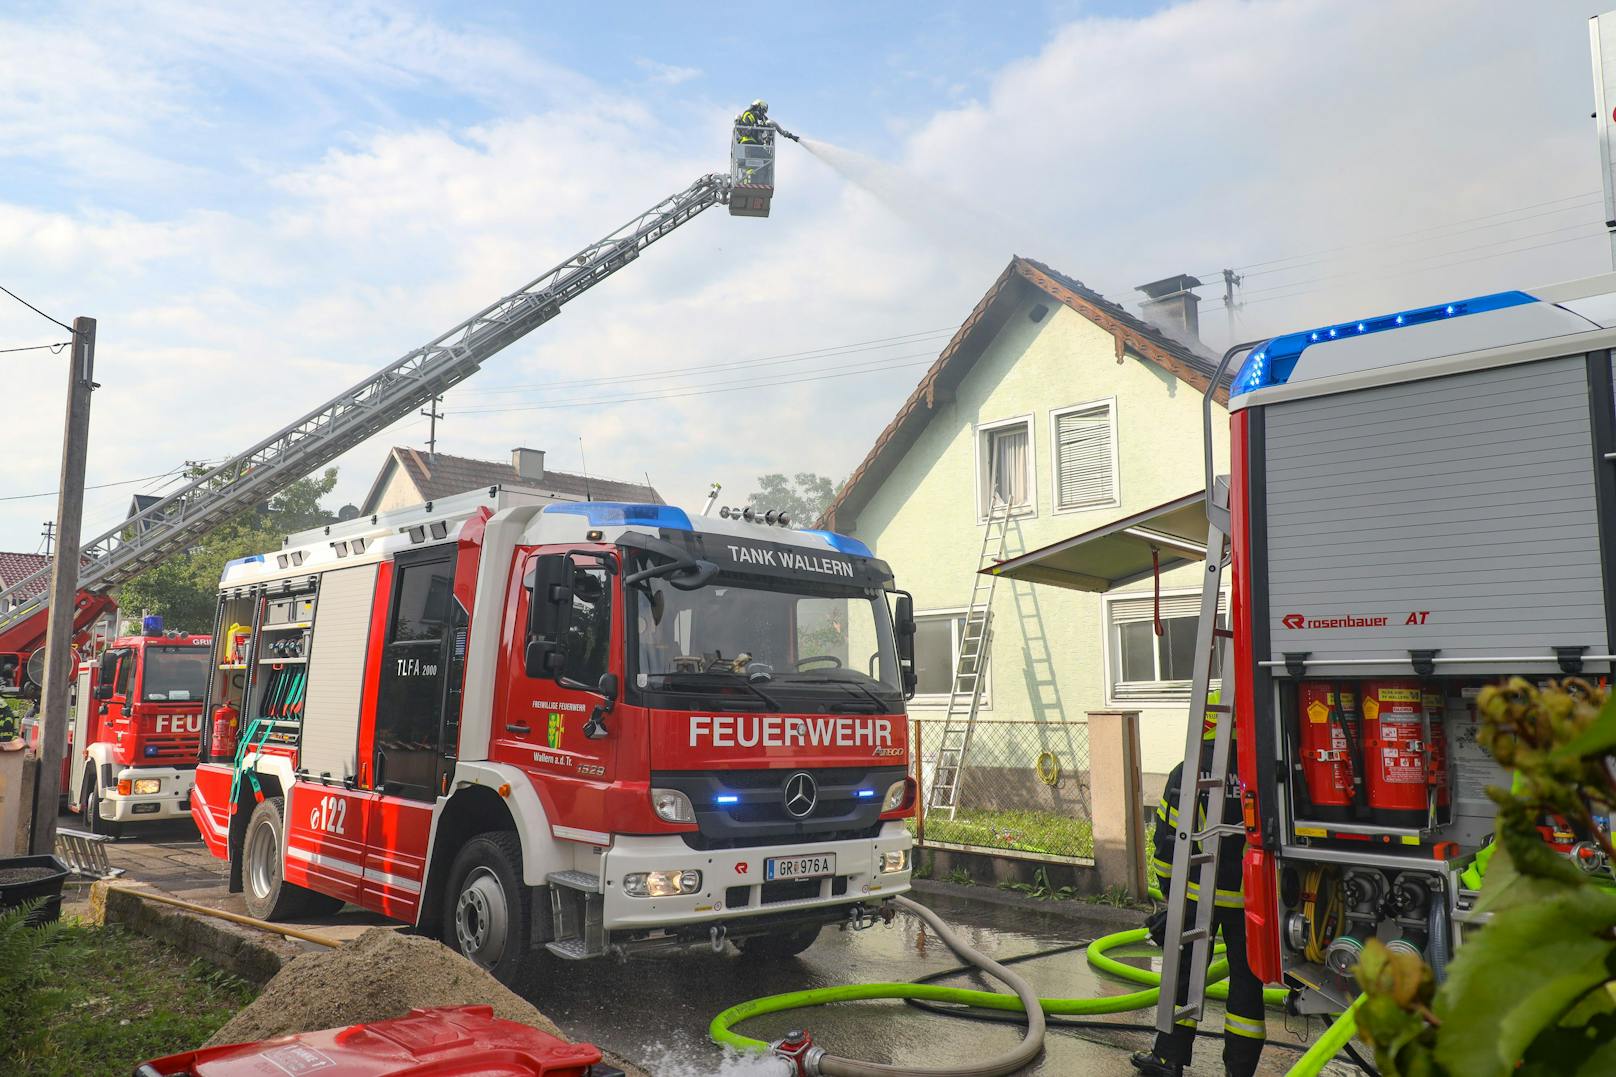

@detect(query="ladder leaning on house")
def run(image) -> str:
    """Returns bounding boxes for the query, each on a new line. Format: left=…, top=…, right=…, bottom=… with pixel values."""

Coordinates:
left=1155, top=476, right=1239, bottom=1036
left=925, top=493, right=1013, bottom=820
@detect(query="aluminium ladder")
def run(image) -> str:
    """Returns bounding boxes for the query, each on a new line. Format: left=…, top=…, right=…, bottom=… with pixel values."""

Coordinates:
left=1155, top=476, right=1239, bottom=1035
left=0, top=173, right=737, bottom=641
left=925, top=494, right=1013, bottom=820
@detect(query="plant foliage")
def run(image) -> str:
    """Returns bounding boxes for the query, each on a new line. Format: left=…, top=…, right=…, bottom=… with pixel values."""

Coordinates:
left=1355, top=678, right=1616, bottom=1076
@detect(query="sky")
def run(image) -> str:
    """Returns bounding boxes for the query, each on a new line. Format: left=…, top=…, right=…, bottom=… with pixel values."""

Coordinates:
left=1, top=0, right=1611, bottom=553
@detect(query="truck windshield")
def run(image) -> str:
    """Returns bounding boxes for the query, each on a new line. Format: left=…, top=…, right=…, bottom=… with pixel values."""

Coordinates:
left=142, top=646, right=210, bottom=702
left=630, top=574, right=902, bottom=713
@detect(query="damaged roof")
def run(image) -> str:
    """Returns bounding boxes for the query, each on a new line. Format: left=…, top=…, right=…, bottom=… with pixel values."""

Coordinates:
left=820, top=255, right=1229, bottom=532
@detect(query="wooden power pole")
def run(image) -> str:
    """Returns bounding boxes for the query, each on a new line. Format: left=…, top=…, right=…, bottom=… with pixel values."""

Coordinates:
left=29, top=317, right=96, bottom=855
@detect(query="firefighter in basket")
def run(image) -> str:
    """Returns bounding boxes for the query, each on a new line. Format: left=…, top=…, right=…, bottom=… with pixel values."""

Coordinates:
left=1133, top=691, right=1266, bottom=1077
left=736, top=99, right=770, bottom=143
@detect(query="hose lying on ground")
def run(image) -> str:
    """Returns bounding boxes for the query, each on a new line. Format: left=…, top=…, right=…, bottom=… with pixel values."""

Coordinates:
left=711, top=915, right=1371, bottom=1077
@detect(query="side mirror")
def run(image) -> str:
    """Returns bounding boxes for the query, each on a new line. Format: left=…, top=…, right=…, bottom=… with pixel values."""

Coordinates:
left=98, top=651, right=118, bottom=688
left=893, top=592, right=917, bottom=700
left=94, top=684, right=112, bottom=701
left=524, top=554, right=576, bottom=679
left=583, top=672, right=620, bottom=740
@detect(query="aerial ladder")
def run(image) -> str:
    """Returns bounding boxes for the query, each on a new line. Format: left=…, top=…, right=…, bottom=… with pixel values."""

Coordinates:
left=0, top=114, right=787, bottom=680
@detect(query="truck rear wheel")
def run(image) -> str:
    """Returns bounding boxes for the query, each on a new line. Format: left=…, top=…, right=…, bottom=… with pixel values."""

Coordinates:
left=442, top=832, right=529, bottom=984
left=242, top=796, right=343, bottom=920
left=738, top=923, right=822, bottom=959
left=82, top=766, right=122, bottom=839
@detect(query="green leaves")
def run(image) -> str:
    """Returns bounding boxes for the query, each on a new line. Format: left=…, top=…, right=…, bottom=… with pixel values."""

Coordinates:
left=1432, top=888, right=1616, bottom=1077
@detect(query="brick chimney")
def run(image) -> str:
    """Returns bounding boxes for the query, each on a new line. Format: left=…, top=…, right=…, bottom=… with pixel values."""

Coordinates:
left=511, top=447, right=545, bottom=482
left=1134, top=274, right=1203, bottom=348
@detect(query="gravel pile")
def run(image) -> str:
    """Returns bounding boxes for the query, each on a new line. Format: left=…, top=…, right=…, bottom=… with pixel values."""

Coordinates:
left=205, top=928, right=563, bottom=1046
left=0, top=866, right=58, bottom=887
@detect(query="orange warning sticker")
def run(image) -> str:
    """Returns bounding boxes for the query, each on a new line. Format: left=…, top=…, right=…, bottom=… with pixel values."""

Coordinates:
left=1379, top=688, right=1421, bottom=702
left=1306, top=700, right=1330, bottom=724
left=1363, top=698, right=1381, bottom=722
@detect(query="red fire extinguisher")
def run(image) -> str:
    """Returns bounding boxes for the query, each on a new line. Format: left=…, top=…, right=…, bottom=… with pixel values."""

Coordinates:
left=1297, top=682, right=1363, bottom=821
left=1361, top=680, right=1432, bottom=828
left=211, top=700, right=239, bottom=762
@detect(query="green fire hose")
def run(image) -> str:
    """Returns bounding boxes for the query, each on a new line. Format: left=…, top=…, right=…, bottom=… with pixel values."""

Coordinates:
left=710, top=916, right=1363, bottom=1076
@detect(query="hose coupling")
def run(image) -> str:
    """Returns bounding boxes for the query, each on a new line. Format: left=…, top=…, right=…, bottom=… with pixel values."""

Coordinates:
left=770, top=1029, right=825, bottom=1076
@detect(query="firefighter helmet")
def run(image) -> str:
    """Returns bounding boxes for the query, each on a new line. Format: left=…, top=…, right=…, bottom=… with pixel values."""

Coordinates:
left=752, top=99, right=768, bottom=113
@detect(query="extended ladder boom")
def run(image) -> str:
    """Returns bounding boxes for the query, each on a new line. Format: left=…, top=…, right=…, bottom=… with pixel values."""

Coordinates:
left=0, top=172, right=735, bottom=640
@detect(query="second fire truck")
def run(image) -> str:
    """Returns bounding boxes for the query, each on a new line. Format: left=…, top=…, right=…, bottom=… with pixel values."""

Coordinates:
left=191, top=491, right=916, bottom=980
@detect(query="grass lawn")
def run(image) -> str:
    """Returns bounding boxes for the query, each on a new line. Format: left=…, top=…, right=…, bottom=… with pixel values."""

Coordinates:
left=2, top=906, right=257, bottom=1077
left=916, top=806, right=1097, bottom=859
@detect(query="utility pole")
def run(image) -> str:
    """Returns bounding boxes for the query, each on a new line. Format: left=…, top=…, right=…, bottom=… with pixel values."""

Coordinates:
left=420, top=396, right=444, bottom=458
left=29, top=317, right=96, bottom=856
left=1221, top=268, right=1244, bottom=339
left=40, top=521, right=54, bottom=556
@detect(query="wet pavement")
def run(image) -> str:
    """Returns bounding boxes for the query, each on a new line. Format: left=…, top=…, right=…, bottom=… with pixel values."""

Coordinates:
left=82, top=818, right=1353, bottom=1076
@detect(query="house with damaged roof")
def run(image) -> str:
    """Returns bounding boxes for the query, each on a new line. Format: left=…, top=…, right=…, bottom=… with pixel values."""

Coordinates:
left=820, top=257, right=1230, bottom=840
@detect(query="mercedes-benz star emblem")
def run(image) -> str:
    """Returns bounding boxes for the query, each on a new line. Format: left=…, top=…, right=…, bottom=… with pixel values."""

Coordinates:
left=783, top=772, right=818, bottom=819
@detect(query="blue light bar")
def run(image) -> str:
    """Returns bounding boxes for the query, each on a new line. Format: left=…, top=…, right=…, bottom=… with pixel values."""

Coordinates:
left=715, top=794, right=740, bottom=805
left=855, top=789, right=876, bottom=799
left=543, top=502, right=693, bottom=531
left=1229, top=290, right=1536, bottom=397
left=798, top=529, right=874, bottom=558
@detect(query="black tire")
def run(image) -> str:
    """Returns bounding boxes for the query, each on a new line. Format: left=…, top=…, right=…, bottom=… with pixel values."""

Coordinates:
left=241, top=796, right=339, bottom=920
left=738, top=923, right=822, bottom=959
left=441, top=832, right=530, bottom=984
left=82, top=766, right=122, bottom=839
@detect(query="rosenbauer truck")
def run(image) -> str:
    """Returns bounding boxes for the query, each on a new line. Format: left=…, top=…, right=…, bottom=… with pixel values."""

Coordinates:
left=64, top=625, right=212, bottom=836
left=190, top=488, right=917, bottom=980
left=1209, top=275, right=1616, bottom=1014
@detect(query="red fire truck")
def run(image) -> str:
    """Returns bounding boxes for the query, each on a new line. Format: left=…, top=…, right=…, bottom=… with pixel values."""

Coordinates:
left=191, top=489, right=916, bottom=981
left=63, top=624, right=212, bottom=836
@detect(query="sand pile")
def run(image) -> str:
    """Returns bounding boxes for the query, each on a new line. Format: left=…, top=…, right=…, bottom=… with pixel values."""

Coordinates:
left=206, top=928, right=564, bottom=1045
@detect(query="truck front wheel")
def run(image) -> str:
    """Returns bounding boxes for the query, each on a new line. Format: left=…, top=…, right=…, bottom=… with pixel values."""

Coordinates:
left=442, top=832, right=530, bottom=984
left=82, top=766, right=122, bottom=839
left=242, top=796, right=343, bottom=920
left=738, top=923, right=822, bottom=959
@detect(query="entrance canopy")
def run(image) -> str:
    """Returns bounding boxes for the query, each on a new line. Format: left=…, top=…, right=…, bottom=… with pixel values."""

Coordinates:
left=986, top=491, right=1209, bottom=592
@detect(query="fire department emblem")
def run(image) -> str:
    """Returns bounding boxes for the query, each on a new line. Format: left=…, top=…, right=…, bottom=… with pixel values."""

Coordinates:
left=547, top=712, right=564, bottom=749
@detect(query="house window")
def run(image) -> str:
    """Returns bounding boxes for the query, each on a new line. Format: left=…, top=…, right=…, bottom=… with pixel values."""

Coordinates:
left=977, top=416, right=1035, bottom=519
left=1107, top=592, right=1226, bottom=704
left=1051, top=399, right=1118, bottom=513
left=911, top=609, right=990, bottom=707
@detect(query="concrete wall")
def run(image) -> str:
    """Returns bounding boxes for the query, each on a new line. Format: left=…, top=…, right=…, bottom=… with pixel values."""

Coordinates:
left=851, top=293, right=1228, bottom=779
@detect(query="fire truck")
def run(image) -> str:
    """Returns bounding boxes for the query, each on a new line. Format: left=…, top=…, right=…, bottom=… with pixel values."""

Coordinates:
left=189, top=491, right=916, bottom=980
left=1166, top=276, right=1616, bottom=1022
left=67, top=622, right=212, bottom=836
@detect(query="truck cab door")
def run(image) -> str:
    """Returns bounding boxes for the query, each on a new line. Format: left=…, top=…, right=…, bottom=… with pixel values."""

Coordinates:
left=362, top=547, right=460, bottom=918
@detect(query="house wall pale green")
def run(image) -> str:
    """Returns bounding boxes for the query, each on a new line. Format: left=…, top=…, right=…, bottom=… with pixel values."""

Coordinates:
left=848, top=295, right=1229, bottom=780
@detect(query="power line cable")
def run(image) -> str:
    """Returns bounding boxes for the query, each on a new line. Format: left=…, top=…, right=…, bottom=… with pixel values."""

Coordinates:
left=0, top=341, right=71, bottom=355
left=0, top=469, right=188, bottom=503
left=452, top=327, right=955, bottom=397
left=0, top=284, right=73, bottom=333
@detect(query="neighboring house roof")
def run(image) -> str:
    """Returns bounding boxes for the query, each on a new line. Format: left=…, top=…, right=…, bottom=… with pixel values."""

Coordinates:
left=360, top=447, right=663, bottom=515
left=820, top=255, right=1230, bottom=532
left=126, top=494, right=162, bottom=534
left=0, top=551, right=51, bottom=602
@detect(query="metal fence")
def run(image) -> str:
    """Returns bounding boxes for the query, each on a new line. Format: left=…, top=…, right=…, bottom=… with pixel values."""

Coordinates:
left=908, top=716, right=1094, bottom=862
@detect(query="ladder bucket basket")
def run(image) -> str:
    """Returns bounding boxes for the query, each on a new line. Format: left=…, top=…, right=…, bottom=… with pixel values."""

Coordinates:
left=730, top=124, right=776, bottom=217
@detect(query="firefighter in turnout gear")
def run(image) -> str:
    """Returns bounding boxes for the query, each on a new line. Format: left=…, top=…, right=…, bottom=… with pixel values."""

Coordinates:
left=736, top=99, right=770, bottom=142
left=1132, top=692, right=1266, bottom=1077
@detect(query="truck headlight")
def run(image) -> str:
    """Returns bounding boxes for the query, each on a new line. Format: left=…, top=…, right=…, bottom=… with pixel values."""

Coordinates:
left=650, top=788, right=696, bottom=824
left=882, top=778, right=912, bottom=812
left=132, top=778, right=161, bottom=795
left=880, top=849, right=910, bottom=874
left=622, top=870, right=702, bottom=898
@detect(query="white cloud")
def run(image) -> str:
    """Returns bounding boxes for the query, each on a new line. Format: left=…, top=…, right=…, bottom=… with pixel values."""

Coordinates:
left=1, top=0, right=1609, bottom=556
left=635, top=59, right=703, bottom=87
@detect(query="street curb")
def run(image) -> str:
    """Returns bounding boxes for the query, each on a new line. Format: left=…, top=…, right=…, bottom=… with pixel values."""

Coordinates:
left=88, top=880, right=304, bottom=986
left=910, top=877, right=1152, bottom=932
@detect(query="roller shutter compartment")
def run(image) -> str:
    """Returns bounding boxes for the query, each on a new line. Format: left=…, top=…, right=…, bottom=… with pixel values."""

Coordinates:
left=299, top=564, right=379, bottom=779
left=1260, top=355, right=1608, bottom=674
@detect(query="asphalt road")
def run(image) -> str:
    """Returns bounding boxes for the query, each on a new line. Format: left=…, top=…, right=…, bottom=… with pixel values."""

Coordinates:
left=85, top=818, right=1351, bottom=1076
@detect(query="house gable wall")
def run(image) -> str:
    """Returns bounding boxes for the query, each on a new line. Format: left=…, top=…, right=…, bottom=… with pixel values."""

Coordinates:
left=850, top=294, right=1229, bottom=775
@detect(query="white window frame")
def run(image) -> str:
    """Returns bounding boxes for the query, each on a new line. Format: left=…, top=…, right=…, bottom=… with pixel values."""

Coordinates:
left=973, top=413, right=1037, bottom=522
left=1048, top=396, right=1121, bottom=516
left=909, top=606, right=992, bottom=709
left=1102, top=586, right=1227, bottom=707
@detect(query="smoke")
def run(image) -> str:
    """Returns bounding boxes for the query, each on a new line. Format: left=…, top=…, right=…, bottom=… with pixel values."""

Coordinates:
left=797, top=137, right=1032, bottom=269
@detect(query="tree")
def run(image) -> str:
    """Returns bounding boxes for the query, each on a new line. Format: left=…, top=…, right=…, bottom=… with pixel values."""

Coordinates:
left=1356, top=677, right=1616, bottom=1076
left=746, top=472, right=838, bottom=525
left=116, top=469, right=339, bottom=633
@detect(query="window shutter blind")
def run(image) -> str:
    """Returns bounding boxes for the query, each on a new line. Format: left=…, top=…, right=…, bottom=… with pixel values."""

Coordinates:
left=1054, top=404, right=1114, bottom=511
left=1110, top=593, right=1226, bottom=703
